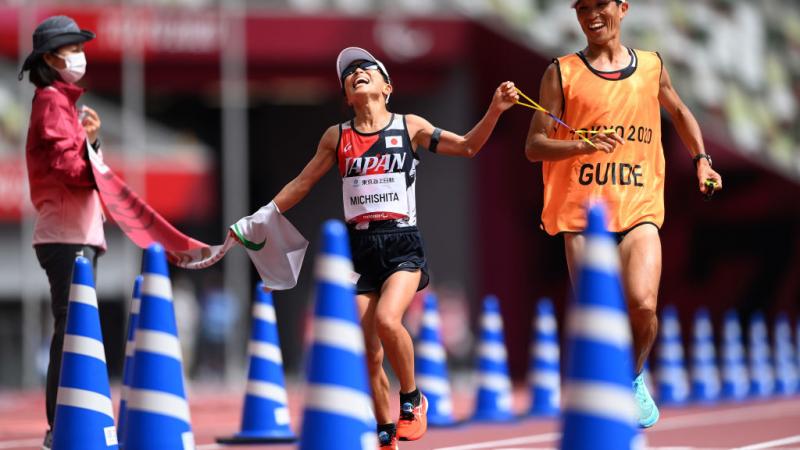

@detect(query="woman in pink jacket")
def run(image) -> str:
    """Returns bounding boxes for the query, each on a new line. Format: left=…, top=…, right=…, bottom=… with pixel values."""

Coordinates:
left=18, top=16, right=104, bottom=449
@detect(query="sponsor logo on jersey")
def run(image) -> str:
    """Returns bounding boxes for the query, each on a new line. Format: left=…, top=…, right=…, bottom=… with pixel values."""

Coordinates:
left=344, top=153, right=407, bottom=176
left=385, top=136, right=403, bottom=148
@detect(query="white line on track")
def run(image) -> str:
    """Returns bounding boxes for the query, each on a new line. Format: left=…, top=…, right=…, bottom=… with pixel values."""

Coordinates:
left=433, top=433, right=561, bottom=450
left=432, top=400, right=800, bottom=450
left=196, top=445, right=223, bottom=450
left=652, top=402, right=800, bottom=432
left=0, top=439, right=41, bottom=449
left=735, top=434, right=800, bottom=450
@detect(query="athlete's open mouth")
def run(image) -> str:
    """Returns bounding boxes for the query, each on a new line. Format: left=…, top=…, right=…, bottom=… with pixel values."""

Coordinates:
left=353, top=76, right=370, bottom=88
left=589, top=22, right=605, bottom=31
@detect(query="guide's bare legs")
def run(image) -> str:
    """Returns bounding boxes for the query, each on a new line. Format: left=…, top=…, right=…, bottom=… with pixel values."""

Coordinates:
left=563, top=224, right=661, bottom=374
left=564, top=223, right=662, bottom=426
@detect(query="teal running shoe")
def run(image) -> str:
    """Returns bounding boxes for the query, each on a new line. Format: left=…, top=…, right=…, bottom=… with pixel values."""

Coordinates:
left=633, top=372, right=660, bottom=428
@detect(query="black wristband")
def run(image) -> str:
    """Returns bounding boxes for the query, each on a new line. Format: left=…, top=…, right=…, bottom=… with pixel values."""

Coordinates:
left=693, top=153, right=711, bottom=167
left=91, top=137, right=101, bottom=151
left=429, top=128, right=442, bottom=153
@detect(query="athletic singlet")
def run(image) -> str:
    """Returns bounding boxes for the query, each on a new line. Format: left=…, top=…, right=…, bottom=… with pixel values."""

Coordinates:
left=337, top=114, right=419, bottom=230
left=540, top=48, right=665, bottom=235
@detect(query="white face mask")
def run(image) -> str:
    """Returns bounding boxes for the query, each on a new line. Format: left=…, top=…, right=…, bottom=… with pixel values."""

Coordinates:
left=54, top=51, right=86, bottom=83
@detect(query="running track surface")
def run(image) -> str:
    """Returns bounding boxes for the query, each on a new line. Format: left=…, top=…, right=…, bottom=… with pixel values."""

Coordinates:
left=1, top=386, right=799, bottom=450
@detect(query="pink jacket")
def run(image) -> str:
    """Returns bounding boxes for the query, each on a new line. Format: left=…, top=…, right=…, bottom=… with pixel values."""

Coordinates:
left=26, top=80, right=106, bottom=250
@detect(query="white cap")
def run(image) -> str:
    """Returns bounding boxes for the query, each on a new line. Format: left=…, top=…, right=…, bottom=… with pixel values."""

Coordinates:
left=336, top=47, right=391, bottom=87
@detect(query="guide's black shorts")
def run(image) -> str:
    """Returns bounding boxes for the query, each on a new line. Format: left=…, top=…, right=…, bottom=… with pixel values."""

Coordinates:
left=348, top=225, right=430, bottom=294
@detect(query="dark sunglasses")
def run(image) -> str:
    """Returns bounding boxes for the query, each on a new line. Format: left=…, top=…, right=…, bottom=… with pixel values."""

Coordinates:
left=341, top=60, right=381, bottom=81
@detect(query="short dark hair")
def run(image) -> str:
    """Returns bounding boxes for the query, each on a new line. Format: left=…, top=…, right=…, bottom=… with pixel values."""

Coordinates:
left=28, top=55, right=59, bottom=87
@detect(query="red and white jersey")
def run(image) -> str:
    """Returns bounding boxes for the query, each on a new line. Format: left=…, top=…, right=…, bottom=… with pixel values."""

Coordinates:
left=337, top=114, right=419, bottom=229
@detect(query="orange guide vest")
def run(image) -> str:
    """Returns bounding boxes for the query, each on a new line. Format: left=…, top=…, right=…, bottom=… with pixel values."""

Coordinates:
left=540, top=49, right=665, bottom=235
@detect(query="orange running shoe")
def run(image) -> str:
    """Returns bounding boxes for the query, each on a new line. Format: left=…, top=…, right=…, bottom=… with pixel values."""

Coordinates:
left=396, top=394, right=428, bottom=441
left=377, top=430, right=399, bottom=449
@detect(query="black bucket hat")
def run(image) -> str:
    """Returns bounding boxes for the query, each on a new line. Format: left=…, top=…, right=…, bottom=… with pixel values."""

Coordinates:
left=18, top=15, right=95, bottom=80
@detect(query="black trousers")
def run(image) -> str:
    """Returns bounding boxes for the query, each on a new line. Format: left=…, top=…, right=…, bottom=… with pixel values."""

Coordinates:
left=34, top=244, right=100, bottom=428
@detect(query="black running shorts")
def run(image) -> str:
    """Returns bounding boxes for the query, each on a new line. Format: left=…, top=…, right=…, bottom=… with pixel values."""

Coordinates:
left=348, top=225, right=430, bottom=294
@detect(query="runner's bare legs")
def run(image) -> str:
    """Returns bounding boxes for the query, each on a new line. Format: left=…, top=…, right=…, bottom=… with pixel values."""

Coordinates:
left=357, top=270, right=421, bottom=424
left=564, top=224, right=661, bottom=374
left=618, top=224, right=661, bottom=374
left=357, top=292, right=391, bottom=424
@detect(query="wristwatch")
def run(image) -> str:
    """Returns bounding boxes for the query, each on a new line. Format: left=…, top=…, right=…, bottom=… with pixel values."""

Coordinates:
left=693, top=153, right=712, bottom=167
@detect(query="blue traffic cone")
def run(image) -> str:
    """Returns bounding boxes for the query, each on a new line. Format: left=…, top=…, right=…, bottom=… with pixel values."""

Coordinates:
left=123, top=244, right=194, bottom=450
left=415, top=292, right=457, bottom=427
left=528, top=297, right=560, bottom=417
left=217, top=283, right=296, bottom=443
left=117, top=275, right=142, bottom=444
left=299, top=220, right=376, bottom=450
left=773, top=313, right=798, bottom=395
left=748, top=312, right=775, bottom=397
left=472, top=295, right=515, bottom=422
left=560, top=204, right=641, bottom=450
left=720, top=310, right=749, bottom=400
left=51, top=256, right=118, bottom=450
left=690, top=308, right=720, bottom=402
left=656, top=305, right=689, bottom=405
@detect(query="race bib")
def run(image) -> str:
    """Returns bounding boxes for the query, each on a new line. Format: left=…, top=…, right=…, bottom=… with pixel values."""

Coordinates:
left=342, top=174, right=409, bottom=223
